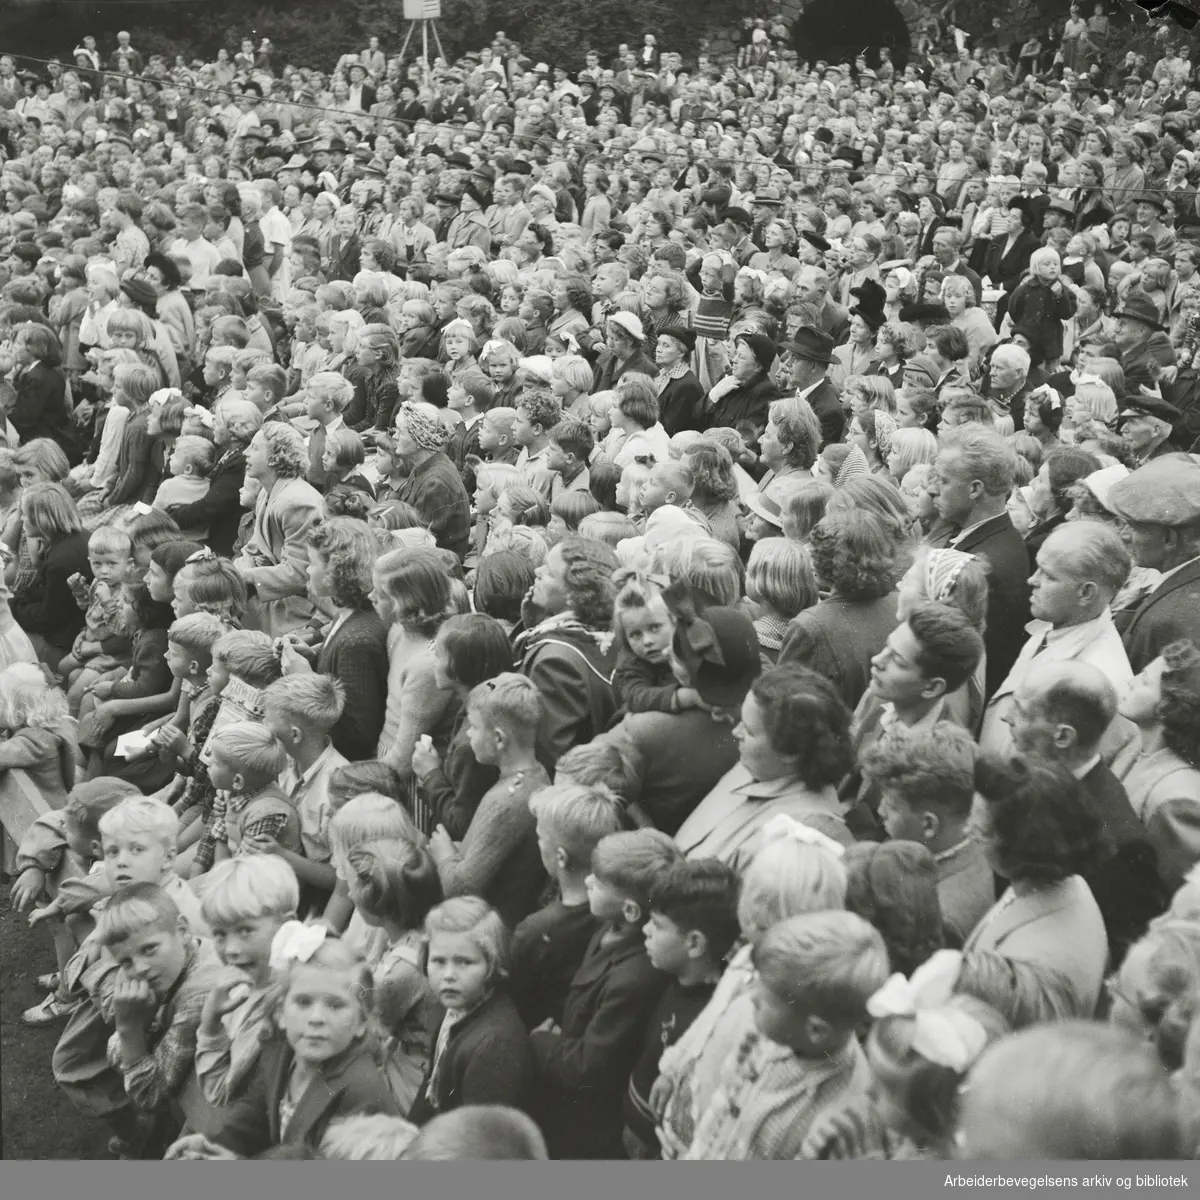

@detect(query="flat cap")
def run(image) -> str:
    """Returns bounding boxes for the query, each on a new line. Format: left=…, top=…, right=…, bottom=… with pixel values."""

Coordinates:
left=1106, top=454, right=1200, bottom=526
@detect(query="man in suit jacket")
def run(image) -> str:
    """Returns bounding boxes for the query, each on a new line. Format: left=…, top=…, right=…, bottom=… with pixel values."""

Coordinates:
left=1005, top=658, right=1165, bottom=966
left=1107, top=454, right=1200, bottom=671
left=980, top=522, right=1133, bottom=755
left=927, top=426, right=1030, bottom=697
left=781, top=327, right=845, bottom=447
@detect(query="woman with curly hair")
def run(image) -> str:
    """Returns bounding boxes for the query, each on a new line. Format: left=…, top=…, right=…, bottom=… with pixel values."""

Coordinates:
left=779, top=508, right=910, bottom=710
left=234, top=421, right=323, bottom=637
left=549, top=272, right=593, bottom=342
left=372, top=547, right=461, bottom=779
left=681, top=439, right=742, bottom=550
left=516, top=536, right=620, bottom=763
left=676, top=664, right=854, bottom=868
left=1117, top=639, right=1200, bottom=894
left=640, top=269, right=691, bottom=343
left=276, top=518, right=389, bottom=762
left=958, top=754, right=1110, bottom=1025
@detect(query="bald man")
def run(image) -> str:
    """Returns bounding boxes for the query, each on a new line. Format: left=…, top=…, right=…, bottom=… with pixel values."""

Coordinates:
left=1004, top=657, right=1164, bottom=965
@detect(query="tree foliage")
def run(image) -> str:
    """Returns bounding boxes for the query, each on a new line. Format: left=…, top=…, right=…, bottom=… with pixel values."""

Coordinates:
left=5, top=0, right=756, bottom=70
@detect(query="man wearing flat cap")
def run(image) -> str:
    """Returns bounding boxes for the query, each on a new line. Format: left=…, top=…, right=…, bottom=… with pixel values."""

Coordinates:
left=705, top=331, right=782, bottom=443
left=1121, top=389, right=1182, bottom=464
left=1107, top=454, right=1200, bottom=671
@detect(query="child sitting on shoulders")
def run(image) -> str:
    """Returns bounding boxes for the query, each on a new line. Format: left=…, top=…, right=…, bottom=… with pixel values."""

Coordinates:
left=60, top=525, right=135, bottom=701
left=261, top=674, right=349, bottom=910
left=167, top=928, right=398, bottom=1158
left=101, top=882, right=225, bottom=1148
left=15, top=777, right=141, bottom=1028
left=204, top=721, right=299, bottom=870
left=685, top=910, right=888, bottom=1160
left=428, top=673, right=550, bottom=930
left=511, top=784, right=624, bottom=1030
left=610, top=571, right=700, bottom=716
left=154, top=436, right=214, bottom=540
left=624, top=858, right=741, bottom=1159
left=409, top=897, right=536, bottom=1123
left=346, top=836, right=442, bottom=1115
left=744, top=539, right=819, bottom=664
left=194, top=857, right=301, bottom=1108
left=532, top=828, right=681, bottom=1159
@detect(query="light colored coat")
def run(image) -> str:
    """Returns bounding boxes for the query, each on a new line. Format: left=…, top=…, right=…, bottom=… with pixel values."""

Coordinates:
left=1118, top=745, right=1200, bottom=894
left=964, top=875, right=1108, bottom=1018
left=236, top=475, right=322, bottom=637
left=978, top=611, right=1133, bottom=757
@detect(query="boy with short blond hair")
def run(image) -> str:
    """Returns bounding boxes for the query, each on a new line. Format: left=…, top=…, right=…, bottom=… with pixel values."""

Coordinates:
left=260, top=674, right=348, bottom=903
left=511, top=783, right=623, bottom=1028
left=532, top=827, right=681, bottom=1158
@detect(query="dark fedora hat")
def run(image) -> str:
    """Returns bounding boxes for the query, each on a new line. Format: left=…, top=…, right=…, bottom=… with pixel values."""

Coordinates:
left=781, top=326, right=835, bottom=365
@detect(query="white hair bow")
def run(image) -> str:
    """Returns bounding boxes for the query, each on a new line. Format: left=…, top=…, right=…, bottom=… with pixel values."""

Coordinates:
left=1069, top=369, right=1105, bottom=389
left=480, top=338, right=511, bottom=361
left=184, top=404, right=215, bottom=430
left=269, top=920, right=327, bottom=972
left=761, top=814, right=846, bottom=859
left=867, top=949, right=987, bottom=1071
left=149, top=387, right=183, bottom=408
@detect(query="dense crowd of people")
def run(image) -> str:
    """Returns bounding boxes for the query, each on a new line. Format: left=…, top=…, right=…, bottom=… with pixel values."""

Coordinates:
left=1, top=8, right=1200, bottom=1163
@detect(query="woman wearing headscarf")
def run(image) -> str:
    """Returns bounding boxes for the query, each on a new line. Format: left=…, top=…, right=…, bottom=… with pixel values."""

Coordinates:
left=387, top=401, right=472, bottom=561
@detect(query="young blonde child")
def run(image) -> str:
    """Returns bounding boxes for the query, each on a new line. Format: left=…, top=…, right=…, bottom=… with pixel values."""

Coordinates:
left=52, top=796, right=208, bottom=1153
left=588, top=392, right=617, bottom=456
left=577, top=511, right=639, bottom=548
left=60, top=525, right=135, bottom=697
left=802, top=950, right=1008, bottom=1159
left=167, top=928, right=398, bottom=1158
left=166, top=627, right=280, bottom=876
left=320, top=1112, right=419, bottom=1160
left=401, top=1105, right=546, bottom=1160
left=194, top=857, right=301, bottom=1107
left=427, top=673, right=550, bottom=929
left=154, top=436, right=213, bottom=539
left=345, top=836, right=442, bottom=1114
left=684, top=910, right=888, bottom=1159
left=744, top=539, right=819, bottom=663
left=957, top=1022, right=1187, bottom=1158
left=0, top=662, right=78, bottom=818
left=15, top=777, right=141, bottom=1027
left=106, top=362, right=163, bottom=507
left=531, top=827, right=681, bottom=1159
left=325, top=790, right=423, bottom=960
left=261, top=674, right=349, bottom=905
left=99, top=881, right=225, bottom=1146
left=201, top=345, right=237, bottom=406
left=655, top=821, right=849, bottom=1158
left=204, top=720, right=299, bottom=869
left=408, top=896, right=535, bottom=1123
left=546, top=489, right=601, bottom=547
left=511, top=783, right=624, bottom=1029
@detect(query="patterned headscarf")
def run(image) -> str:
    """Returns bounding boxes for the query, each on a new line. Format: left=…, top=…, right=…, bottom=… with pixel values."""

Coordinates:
left=397, top=401, right=448, bottom=452
left=924, top=548, right=976, bottom=603
left=834, top=444, right=870, bottom=488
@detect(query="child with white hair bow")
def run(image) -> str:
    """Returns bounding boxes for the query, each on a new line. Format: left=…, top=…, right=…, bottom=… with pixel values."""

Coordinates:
left=801, top=950, right=1008, bottom=1159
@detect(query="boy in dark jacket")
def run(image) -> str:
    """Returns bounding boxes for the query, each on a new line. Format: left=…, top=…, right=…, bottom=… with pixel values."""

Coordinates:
left=530, top=829, right=680, bottom=1158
